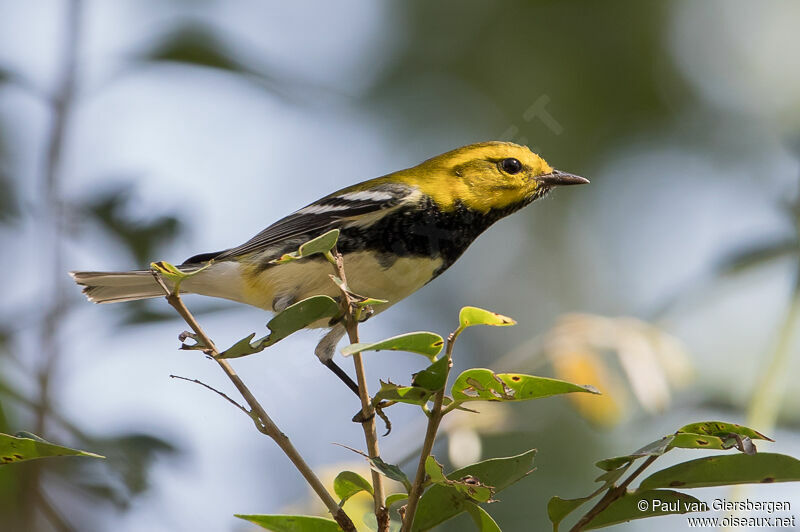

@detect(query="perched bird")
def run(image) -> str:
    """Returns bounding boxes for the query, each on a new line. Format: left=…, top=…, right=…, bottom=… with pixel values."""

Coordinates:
left=71, top=141, right=588, bottom=390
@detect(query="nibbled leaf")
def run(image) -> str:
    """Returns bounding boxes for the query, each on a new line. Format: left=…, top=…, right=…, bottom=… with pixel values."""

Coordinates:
left=412, top=356, right=450, bottom=391
left=235, top=514, right=342, bottom=531
left=333, top=470, right=373, bottom=505
left=271, top=229, right=339, bottom=264
left=341, top=332, right=444, bottom=361
left=459, top=306, right=516, bottom=329
left=675, top=421, right=772, bottom=442
left=425, top=456, right=494, bottom=502
left=0, top=432, right=104, bottom=464
left=451, top=369, right=599, bottom=404
left=464, top=503, right=502, bottom=532
left=639, top=453, right=800, bottom=490
left=373, top=381, right=435, bottom=406
left=412, top=449, right=535, bottom=531
left=584, top=490, right=703, bottom=530
left=220, top=295, right=339, bottom=358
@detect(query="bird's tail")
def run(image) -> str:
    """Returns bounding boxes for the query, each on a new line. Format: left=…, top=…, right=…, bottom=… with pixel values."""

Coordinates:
left=70, top=269, right=192, bottom=303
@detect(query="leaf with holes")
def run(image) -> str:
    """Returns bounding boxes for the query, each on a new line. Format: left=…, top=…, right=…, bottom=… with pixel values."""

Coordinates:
left=220, top=295, right=340, bottom=358
left=451, top=369, right=599, bottom=404
left=425, top=456, right=494, bottom=502
left=341, top=332, right=444, bottom=361
left=639, top=453, right=800, bottom=490
left=0, top=432, right=103, bottom=465
left=672, top=421, right=771, bottom=454
left=458, top=306, right=516, bottom=329
left=270, top=229, right=340, bottom=264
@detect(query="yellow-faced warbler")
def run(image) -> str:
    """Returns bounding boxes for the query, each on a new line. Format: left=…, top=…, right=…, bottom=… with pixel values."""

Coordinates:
left=71, top=141, right=588, bottom=391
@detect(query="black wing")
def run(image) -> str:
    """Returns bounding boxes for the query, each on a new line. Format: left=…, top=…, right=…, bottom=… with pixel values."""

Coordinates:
left=183, top=183, right=415, bottom=264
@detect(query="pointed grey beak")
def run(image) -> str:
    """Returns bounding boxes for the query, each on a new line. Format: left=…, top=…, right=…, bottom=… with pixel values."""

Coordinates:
left=536, top=169, right=590, bottom=186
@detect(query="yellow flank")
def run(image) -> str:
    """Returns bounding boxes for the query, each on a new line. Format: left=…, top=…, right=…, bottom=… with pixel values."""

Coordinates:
left=240, top=253, right=444, bottom=327
left=343, top=141, right=553, bottom=213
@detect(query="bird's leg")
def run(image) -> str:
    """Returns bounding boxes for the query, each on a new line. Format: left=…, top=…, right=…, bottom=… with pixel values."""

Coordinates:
left=315, top=324, right=360, bottom=397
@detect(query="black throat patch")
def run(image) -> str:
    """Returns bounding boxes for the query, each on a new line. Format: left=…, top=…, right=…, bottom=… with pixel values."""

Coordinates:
left=337, top=196, right=532, bottom=278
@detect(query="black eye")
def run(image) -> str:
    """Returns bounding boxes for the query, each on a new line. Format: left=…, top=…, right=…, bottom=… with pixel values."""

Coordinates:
left=499, top=158, right=522, bottom=174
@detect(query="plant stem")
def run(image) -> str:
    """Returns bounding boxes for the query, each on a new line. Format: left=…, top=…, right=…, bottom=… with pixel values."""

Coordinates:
left=331, top=251, right=389, bottom=531
left=153, top=275, right=355, bottom=532
left=401, top=329, right=459, bottom=532
left=569, top=455, right=658, bottom=532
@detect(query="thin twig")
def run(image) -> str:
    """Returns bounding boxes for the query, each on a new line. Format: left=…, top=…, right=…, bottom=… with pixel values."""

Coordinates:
left=569, top=455, right=658, bottom=532
left=331, top=250, right=389, bottom=532
left=151, top=272, right=355, bottom=532
left=169, top=374, right=249, bottom=416
left=401, top=329, right=459, bottom=532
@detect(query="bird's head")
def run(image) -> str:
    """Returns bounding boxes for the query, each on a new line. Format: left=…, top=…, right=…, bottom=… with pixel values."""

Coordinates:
left=399, top=141, right=588, bottom=213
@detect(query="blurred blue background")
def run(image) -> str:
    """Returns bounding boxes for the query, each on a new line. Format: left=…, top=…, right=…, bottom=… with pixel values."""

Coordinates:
left=0, top=1, right=799, bottom=531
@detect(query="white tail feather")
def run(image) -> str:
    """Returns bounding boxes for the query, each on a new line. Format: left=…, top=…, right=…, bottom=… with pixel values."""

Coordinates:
left=69, top=270, right=189, bottom=303
left=70, top=262, right=248, bottom=306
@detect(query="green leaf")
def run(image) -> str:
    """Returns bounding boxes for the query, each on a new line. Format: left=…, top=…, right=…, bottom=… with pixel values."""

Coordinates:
left=425, top=456, right=494, bottom=502
left=412, top=356, right=450, bottom=391
left=451, top=369, right=599, bottom=404
left=464, top=503, right=502, bottom=532
left=150, top=260, right=212, bottom=293
left=373, top=381, right=435, bottom=406
left=220, top=296, right=340, bottom=358
left=271, top=229, right=340, bottom=264
left=549, top=496, right=594, bottom=531
left=333, top=470, right=373, bottom=505
left=458, top=306, right=516, bottom=329
left=584, top=490, right=704, bottom=530
left=676, top=421, right=770, bottom=440
left=674, top=421, right=772, bottom=452
left=235, top=514, right=342, bottom=531
left=368, top=457, right=412, bottom=493
left=412, top=449, right=536, bottom=531
left=386, top=493, right=408, bottom=508
left=0, top=432, right=104, bottom=464
left=341, top=332, right=444, bottom=361
left=639, top=453, right=800, bottom=490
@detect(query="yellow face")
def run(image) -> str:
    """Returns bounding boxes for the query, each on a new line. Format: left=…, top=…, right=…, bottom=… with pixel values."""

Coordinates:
left=392, top=141, right=556, bottom=213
